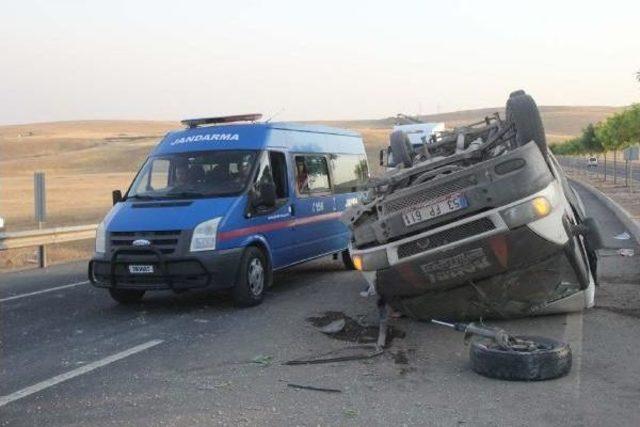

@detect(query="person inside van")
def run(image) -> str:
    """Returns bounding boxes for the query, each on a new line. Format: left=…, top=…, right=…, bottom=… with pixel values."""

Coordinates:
left=174, top=162, right=192, bottom=187
left=296, top=158, right=309, bottom=193
left=174, top=161, right=204, bottom=188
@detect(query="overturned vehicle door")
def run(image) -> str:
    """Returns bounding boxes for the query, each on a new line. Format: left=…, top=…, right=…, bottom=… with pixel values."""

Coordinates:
left=343, top=90, right=600, bottom=320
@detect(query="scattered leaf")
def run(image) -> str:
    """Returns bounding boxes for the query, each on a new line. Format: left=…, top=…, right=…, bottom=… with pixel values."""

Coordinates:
left=344, top=408, right=359, bottom=418
left=251, top=355, right=273, bottom=366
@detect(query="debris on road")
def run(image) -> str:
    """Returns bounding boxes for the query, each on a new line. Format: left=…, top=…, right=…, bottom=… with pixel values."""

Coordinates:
left=284, top=345, right=384, bottom=366
left=432, top=319, right=572, bottom=381
left=282, top=310, right=404, bottom=366
left=307, top=311, right=405, bottom=345
left=614, top=231, right=631, bottom=240
left=286, top=383, right=342, bottom=393
left=251, top=355, right=273, bottom=367
left=618, top=248, right=635, bottom=257
left=343, top=408, right=359, bottom=418
left=317, top=318, right=346, bottom=334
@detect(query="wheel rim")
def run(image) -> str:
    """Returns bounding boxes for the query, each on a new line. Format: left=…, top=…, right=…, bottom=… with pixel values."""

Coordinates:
left=247, top=258, right=264, bottom=296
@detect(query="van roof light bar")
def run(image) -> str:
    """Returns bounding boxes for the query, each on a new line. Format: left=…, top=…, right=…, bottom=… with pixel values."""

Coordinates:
left=181, top=113, right=263, bottom=129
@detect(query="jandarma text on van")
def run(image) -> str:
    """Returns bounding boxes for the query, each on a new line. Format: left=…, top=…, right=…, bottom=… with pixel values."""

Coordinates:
left=171, top=133, right=240, bottom=145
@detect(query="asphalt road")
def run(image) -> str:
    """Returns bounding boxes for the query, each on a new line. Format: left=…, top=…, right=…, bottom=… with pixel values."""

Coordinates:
left=1, top=184, right=639, bottom=426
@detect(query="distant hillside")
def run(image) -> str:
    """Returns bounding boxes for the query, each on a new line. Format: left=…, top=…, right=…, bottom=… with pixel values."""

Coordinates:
left=317, top=105, right=623, bottom=144
left=0, top=105, right=622, bottom=178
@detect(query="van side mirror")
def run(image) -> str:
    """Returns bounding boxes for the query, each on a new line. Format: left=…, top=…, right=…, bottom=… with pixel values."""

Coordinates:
left=112, top=190, right=123, bottom=205
left=254, top=182, right=276, bottom=209
left=379, top=149, right=384, bottom=166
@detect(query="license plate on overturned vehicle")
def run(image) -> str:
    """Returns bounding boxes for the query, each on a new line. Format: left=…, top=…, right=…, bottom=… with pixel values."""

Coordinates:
left=128, top=264, right=154, bottom=274
left=402, top=193, right=468, bottom=226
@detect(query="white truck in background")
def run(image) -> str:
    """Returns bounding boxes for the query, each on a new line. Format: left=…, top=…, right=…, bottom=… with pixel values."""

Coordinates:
left=381, top=117, right=445, bottom=169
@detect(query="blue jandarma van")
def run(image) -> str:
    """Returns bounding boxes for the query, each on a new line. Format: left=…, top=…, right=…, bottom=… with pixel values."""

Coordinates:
left=89, top=114, right=369, bottom=306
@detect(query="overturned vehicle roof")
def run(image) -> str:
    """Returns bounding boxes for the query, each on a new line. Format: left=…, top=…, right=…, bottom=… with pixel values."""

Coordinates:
left=343, top=90, right=600, bottom=320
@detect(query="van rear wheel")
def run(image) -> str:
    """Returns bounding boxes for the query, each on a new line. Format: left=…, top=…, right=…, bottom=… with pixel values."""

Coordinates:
left=109, top=288, right=145, bottom=304
left=232, top=246, right=270, bottom=307
left=505, top=90, right=547, bottom=157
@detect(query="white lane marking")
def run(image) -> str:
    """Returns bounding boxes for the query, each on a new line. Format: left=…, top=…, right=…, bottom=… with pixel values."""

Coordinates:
left=0, top=339, right=164, bottom=407
left=0, top=281, right=89, bottom=303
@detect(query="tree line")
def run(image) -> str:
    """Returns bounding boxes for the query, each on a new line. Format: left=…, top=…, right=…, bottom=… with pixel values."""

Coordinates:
left=550, top=104, right=640, bottom=156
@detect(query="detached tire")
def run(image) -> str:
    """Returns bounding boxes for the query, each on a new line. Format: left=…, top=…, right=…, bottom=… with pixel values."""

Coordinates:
left=341, top=249, right=356, bottom=270
left=390, top=130, right=414, bottom=168
left=109, top=289, right=145, bottom=304
left=232, top=246, right=270, bottom=307
left=506, top=90, right=548, bottom=157
left=470, top=336, right=572, bottom=381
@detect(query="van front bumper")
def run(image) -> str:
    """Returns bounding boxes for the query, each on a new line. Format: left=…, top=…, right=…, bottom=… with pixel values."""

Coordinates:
left=88, top=246, right=243, bottom=291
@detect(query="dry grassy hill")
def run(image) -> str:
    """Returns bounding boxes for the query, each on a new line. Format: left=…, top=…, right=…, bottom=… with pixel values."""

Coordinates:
left=318, top=105, right=622, bottom=143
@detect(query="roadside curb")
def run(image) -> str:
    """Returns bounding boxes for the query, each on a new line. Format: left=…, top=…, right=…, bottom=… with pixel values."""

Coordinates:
left=569, top=177, right=640, bottom=243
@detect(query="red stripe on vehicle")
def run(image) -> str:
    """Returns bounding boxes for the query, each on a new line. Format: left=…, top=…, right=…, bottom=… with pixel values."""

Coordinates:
left=217, top=211, right=342, bottom=242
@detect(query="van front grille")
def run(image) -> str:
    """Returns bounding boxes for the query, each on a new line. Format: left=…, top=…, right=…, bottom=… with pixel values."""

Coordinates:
left=397, top=218, right=495, bottom=259
left=109, top=230, right=182, bottom=254
left=382, top=175, right=476, bottom=214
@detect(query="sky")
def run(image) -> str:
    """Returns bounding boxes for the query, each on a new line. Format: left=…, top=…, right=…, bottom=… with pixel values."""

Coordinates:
left=1, top=0, right=639, bottom=125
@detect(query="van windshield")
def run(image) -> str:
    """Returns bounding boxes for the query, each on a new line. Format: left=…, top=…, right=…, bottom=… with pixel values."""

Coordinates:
left=127, top=150, right=258, bottom=200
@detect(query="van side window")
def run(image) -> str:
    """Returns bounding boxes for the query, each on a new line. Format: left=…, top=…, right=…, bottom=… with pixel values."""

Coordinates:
left=295, top=155, right=330, bottom=194
left=331, top=154, right=369, bottom=193
left=249, top=151, right=288, bottom=214
left=269, top=151, right=288, bottom=199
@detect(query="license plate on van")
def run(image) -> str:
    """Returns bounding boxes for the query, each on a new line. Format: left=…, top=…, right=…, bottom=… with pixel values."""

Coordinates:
left=128, top=264, right=154, bottom=274
left=402, top=193, right=468, bottom=226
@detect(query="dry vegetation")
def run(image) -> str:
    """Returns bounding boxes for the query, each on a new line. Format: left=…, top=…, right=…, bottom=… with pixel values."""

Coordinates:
left=0, top=107, right=620, bottom=269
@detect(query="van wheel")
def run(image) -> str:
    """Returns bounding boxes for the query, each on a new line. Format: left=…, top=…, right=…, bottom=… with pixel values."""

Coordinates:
left=470, top=335, right=572, bottom=381
left=341, top=250, right=356, bottom=270
left=232, top=247, right=270, bottom=307
left=505, top=90, right=547, bottom=157
left=109, top=289, right=145, bottom=304
left=390, top=130, right=414, bottom=168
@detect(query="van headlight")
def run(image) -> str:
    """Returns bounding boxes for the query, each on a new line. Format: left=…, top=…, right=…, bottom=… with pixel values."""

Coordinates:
left=95, top=222, right=106, bottom=254
left=190, top=217, right=222, bottom=252
left=500, top=196, right=552, bottom=229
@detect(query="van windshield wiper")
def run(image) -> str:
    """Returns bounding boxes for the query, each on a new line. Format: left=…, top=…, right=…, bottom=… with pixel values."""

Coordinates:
left=127, top=194, right=155, bottom=200
left=163, top=190, right=206, bottom=199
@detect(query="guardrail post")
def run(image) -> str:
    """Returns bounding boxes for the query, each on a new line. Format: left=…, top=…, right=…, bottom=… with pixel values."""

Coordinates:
left=37, top=236, right=47, bottom=268
left=34, top=172, right=47, bottom=268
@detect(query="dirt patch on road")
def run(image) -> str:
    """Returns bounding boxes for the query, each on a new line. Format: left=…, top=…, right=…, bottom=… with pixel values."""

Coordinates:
left=307, top=311, right=405, bottom=345
left=391, top=349, right=409, bottom=364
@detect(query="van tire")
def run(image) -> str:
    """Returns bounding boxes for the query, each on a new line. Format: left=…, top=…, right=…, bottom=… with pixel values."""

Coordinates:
left=109, top=289, right=145, bottom=304
left=390, top=130, right=414, bottom=168
left=470, top=335, right=572, bottom=381
left=342, top=249, right=356, bottom=270
left=505, top=91, right=547, bottom=157
left=232, top=246, right=269, bottom=307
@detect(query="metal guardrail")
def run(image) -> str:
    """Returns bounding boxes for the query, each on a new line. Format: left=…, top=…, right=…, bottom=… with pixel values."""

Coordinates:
left=0, top=225, right=98, bottom=267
